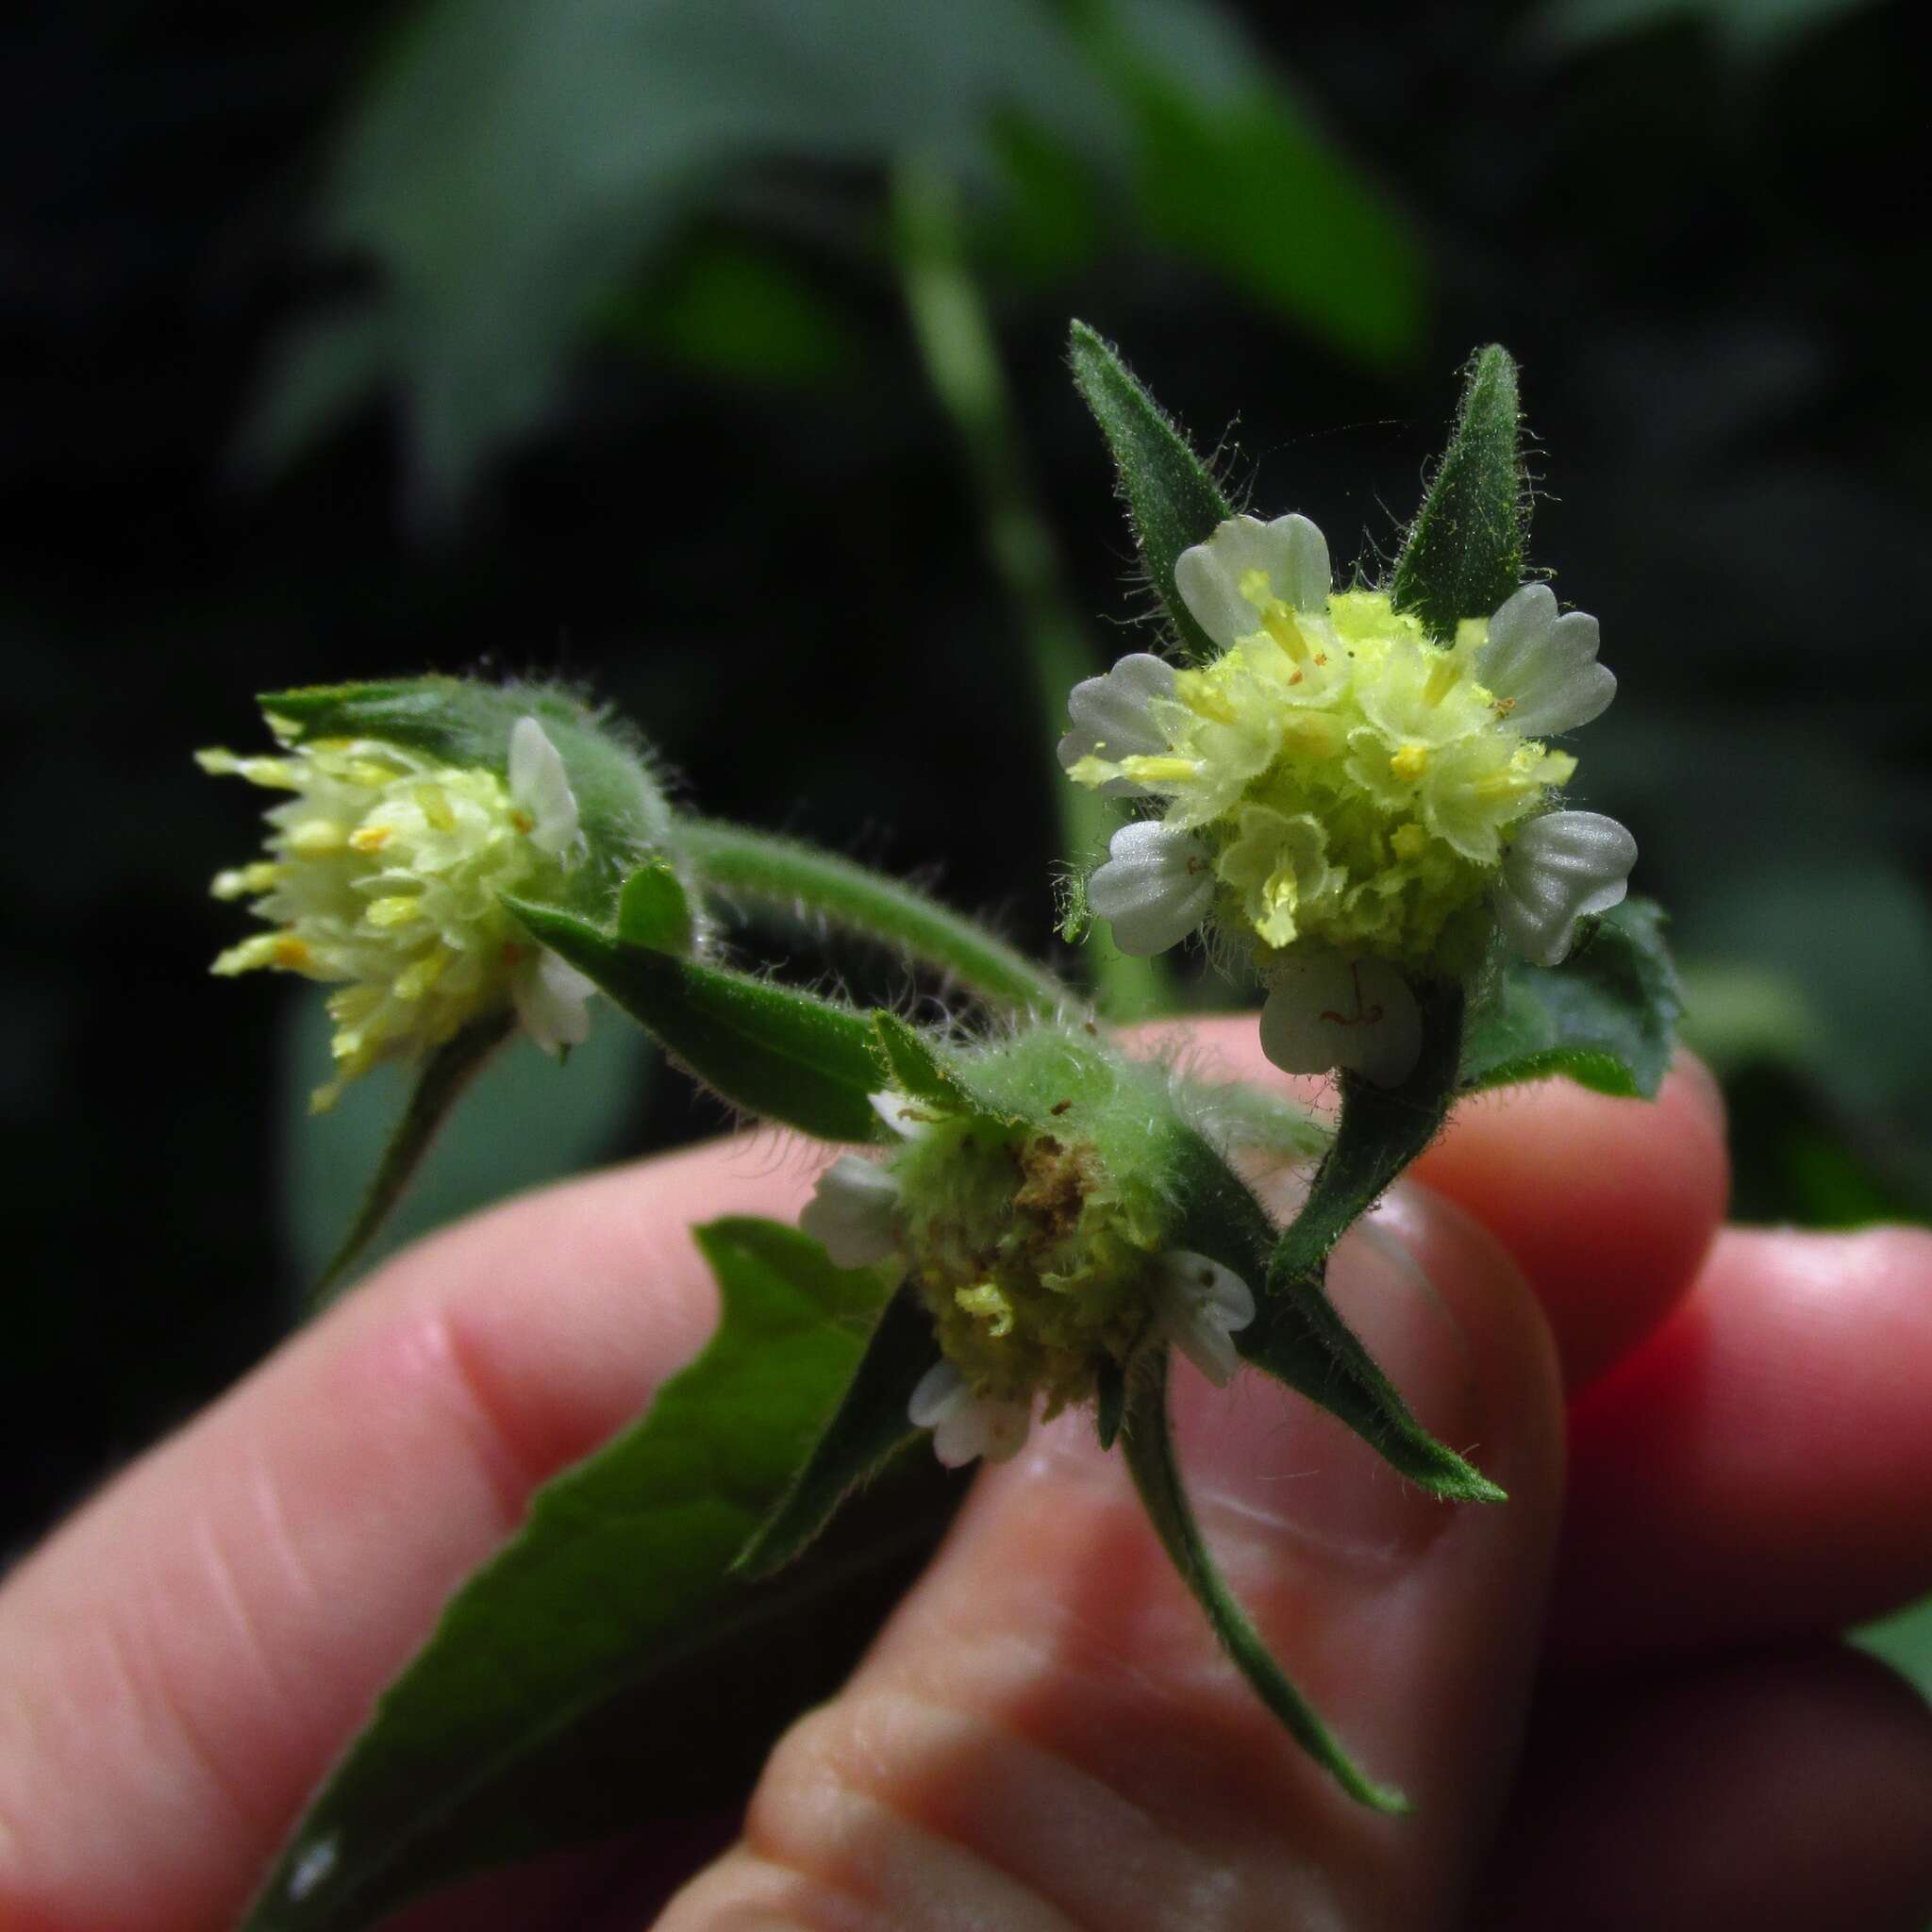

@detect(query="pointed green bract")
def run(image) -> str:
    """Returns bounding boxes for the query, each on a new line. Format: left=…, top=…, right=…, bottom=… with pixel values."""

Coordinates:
left=734, top=1283, right=941, bottom=1579
left=617, top=858, right=696, bottom=955
left=508, top=897, right=885, bottom=1143
left=1460, top=898, right=1681, bottom=1099
left=871, top=1011, right=971, bottom=1113
left=240, top=1218, right=921, bottom=1931
left=1121, top=1353, right=1407, bottom=1812
left=308, top=1011, right=514, bottom=1306
left=259, top=676, right=676, bottom=914
left=1391, top=343, right=1525, bottom=641
left=1166, top=1109, right=1504, bottom=1505
left=1068, top=320, right=1234, bottom=663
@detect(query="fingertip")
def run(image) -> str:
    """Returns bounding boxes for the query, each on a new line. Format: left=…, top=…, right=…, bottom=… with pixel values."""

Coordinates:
left=1412, top=1049, right=1729, bottom=1390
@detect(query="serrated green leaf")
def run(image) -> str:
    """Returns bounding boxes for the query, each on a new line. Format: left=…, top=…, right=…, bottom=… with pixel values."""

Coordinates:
left=1391, top=344, right=1525, bottom=641
left=241, top=1217, right=928, bottom=1931
left=1166, top=1105, right=1504, bottom=1506
left=308, top=1012, right=514, bottom=1305
left=617, top=859, right=696, bottom=955
left=1068, top=320, right=1233, bottom=662
left=1459, top=898, right=1681, bottom=1099
left=734, top=1282, right=940, bottom=1579
left=509, top=897, right=885, bottom=1142
left=259, top=677, right=675, bottom=917
left=1121, top=1351, right=1407, bottom=1812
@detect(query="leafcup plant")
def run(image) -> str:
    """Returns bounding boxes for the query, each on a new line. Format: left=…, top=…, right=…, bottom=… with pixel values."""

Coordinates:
left=203, top=333, right=1680, bottom=1929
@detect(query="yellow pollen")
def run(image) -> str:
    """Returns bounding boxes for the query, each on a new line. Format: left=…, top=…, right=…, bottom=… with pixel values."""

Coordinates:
left=272, top=935, right=312, bottom=969
left=509, top=808, right=536, bottom=835
left=414, top=785, right=457, bottom=833
left=1391, top=823, right=1428, bottom=860
left=1391, top=742, right=1430, bottom=781
left=348, top=823, right=393, bottom=854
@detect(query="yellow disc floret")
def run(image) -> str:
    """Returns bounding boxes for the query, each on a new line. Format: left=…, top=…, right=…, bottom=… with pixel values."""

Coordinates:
left=199, top=733, right=575, bottom=1110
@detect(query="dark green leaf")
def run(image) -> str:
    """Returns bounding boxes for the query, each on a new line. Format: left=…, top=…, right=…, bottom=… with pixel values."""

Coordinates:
left=1460, top=897, right=1682, bottom=1098
left=1068, top=319, right=1233, bottom=662
left=509, top=897, right=885, bottom=1142
left=870, top=1010, right=991, bottom=1119
left=1165, top=1102, right=1504, bottom=1505
left=617, top=860, right=697, bottom=955
left=308, top=1013, right=513, bottom=1305
left=1391, top=344, right=1525, bottom=641
left=258, top=677, right=675, bottom=916
left=1121, top=1352, right=1407, bottom=1811
left=734, top=1283, right=941, bottom=1578
left=241, top=1217, right=916, bottom=1931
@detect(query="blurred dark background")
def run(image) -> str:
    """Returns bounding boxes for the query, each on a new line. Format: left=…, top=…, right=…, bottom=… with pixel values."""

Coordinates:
left=3, top=0, right=1926, bottom=1692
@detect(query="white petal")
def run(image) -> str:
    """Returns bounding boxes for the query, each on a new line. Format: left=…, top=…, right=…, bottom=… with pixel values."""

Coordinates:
left=935, top=1391, right=1032, bottom=1468
left=1057, top=654, right=1176, bottom=795
left=1491, top=810, right=1637, bottom=967
left=800, top=1154, right=902, bottom=1268
left=908, top=1361, right=1031, bottom=1467
left=1479, top=585, right=1616, bottom=738
left=1258, top=956, right=1423, bottom=1088
left=1174, top=512, right=1333, bottom=646
left=908, top=1359, right=968, bottom=1430
left=1087, top=820, right=1215, bottom=957
left=513, top=947, right=595, bottom=1057
left=1153, top=1249, right=1256, bottom=1388
left=869, top=1089, right=934, bottom=1141
left=508, top=716, right=583, bottom=862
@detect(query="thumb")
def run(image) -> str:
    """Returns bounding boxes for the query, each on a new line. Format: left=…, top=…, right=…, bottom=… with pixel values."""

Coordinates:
left=659, top=1182, right=1565, bottom=1931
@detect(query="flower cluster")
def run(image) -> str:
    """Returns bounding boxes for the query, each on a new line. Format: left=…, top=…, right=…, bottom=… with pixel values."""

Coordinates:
left=799, top=1028, right=1256, bottom=1467
left=201, top=715, right=595, bottom=1109
left=1061, top=512, right=1637, bottom=1084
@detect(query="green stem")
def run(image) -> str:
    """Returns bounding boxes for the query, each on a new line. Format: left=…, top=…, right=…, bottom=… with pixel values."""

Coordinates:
left=678, top=817, right=1072, bottom=1015
left=890, top=156, right=1173, bottom=1024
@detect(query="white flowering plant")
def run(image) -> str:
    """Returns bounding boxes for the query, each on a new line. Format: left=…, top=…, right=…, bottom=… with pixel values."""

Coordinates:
left=207, top=334, right=1680, bottom=1928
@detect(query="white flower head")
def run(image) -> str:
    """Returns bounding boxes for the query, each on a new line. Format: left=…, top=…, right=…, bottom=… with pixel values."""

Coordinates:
left=1259, top=954, right=1424, bottom=1089
left=801, top=1154, right=903, bottom=1268
left=1087, top=820, right=1216, bottom=957
left=203, top=715, right=594, bottom=1107
left=1058, top=654, right=1177, bottom=796
left=1477, top=585, right=1616, bottom=739
left=1175, top=513, right=1333, bottom=647
left=1152, top=1250, right=1256, bottom=1387
left=1490, top=810, right=1637, bottom=968
left=908, top=1360, right=1032, bottom=1469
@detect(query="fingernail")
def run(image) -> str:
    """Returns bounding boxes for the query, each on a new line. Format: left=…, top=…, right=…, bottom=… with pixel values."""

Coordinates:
left=1172, top=1182, right=1484, bottom=1568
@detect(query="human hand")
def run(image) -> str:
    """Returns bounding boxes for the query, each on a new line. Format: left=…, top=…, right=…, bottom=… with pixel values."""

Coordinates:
left=3, top=1021, right=1928, bottom=1930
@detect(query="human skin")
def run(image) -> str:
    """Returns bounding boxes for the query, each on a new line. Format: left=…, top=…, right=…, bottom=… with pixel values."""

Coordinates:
left=1, top=1022, right=1928, bottom=1930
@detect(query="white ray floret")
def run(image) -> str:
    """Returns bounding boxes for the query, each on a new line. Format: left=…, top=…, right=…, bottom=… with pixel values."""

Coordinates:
left=1057, top=654, right=1177, bottom=796
left=1152, top=1250, right=1257, bottom=1387
left=1175, top=513, right=1333, bottom=645
left=1491, top=810, right=1638, bottom=968
left=907, top=1360, right=1032, bottom=1469
left=1477, top=585, right=1616, bottom=739
left=508, top=715, right=585, bottom=863
left=1258, top=954, right=1424, bottom=1089
left=514, top=949, right=596, bottom=1058
left=1087, top=820, right=1216, bottom=957
left=800, top=1154, right=903, bottom=1268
